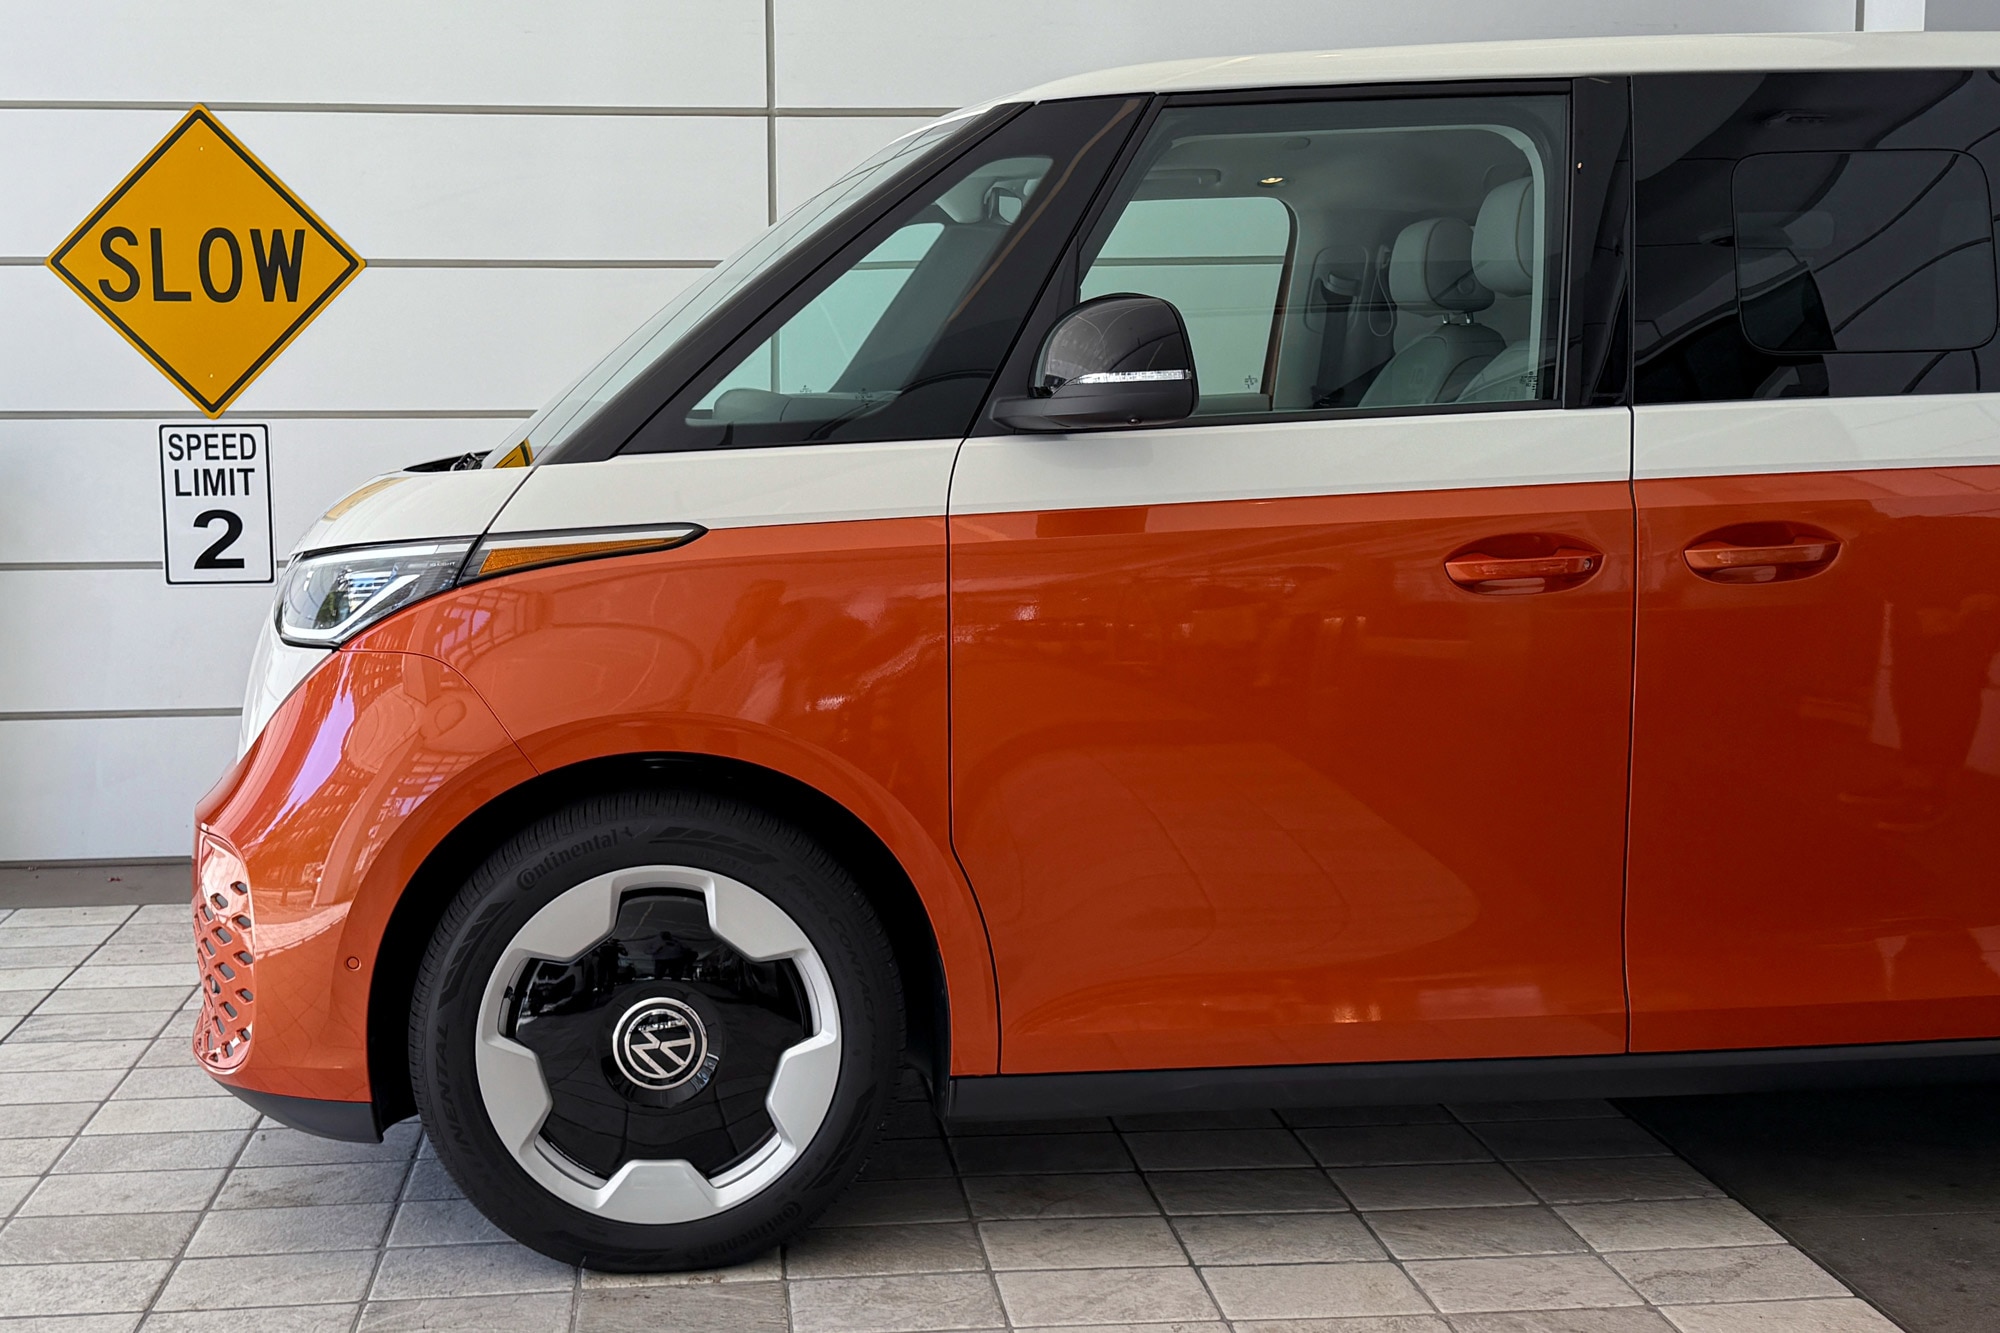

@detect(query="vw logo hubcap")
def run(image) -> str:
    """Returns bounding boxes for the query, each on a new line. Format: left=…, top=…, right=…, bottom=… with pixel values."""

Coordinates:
left=610, top=997, right=709, bottom=1090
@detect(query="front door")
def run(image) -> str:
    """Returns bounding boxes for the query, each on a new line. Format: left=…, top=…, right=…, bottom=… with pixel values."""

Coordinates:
left=1626, top=69, right=2000, bottom=1051
left=949, top=87, right=1637, bottom=1074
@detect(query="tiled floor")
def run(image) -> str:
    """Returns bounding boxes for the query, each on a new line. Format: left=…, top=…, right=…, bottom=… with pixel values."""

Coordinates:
left=0, top=903, right=1906, bottom=1332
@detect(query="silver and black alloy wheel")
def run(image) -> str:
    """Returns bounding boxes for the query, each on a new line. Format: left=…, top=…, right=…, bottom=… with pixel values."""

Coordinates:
left=411, top=791, right=902, bottom=1270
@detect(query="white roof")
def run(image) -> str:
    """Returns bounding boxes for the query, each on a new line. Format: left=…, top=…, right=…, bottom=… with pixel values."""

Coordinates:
left=1007, top=31, right=2000, bottom=103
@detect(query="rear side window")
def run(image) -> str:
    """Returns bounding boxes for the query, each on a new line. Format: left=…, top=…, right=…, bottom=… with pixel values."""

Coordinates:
left=1733, top=150, right=1996, bottom=355
left=1635, top=70, right=2000, bottom=403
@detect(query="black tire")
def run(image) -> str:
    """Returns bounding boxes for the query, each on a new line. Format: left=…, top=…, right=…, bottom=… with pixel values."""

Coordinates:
left=409, top=789, right=902, bottom=1270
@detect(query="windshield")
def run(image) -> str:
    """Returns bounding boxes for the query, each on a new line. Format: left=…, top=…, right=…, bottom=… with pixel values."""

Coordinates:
left=492, top=109, right=986, bottom=468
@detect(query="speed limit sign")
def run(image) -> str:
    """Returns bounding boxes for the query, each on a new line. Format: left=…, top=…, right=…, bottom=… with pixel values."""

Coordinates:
left=159, top=423, right=274, bottom=584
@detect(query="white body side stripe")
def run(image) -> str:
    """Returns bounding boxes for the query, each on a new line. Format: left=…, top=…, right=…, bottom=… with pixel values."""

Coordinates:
left=951, top=409, right=1631, bottom=518
left=492, top=439, right=962, bottom=533
left=1636, top=395, right=2000, bottom=483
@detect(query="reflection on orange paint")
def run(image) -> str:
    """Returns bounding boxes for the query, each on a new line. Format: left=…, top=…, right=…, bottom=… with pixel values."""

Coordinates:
left=196, top=650, right=537, bottom=1102
left=950, top=483, right=1636, bottom=1073
left=364, top=517, right=1002, bottom=1076
left=1630, top=467, right=2000, bottom=1051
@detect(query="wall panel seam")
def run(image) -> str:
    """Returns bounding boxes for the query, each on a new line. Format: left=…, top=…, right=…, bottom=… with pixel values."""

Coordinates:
left=0, top=410, right=535, bottom=420
left=0, top=709, right=241, bottom=721
left=0, top=101, right=956, bottom=117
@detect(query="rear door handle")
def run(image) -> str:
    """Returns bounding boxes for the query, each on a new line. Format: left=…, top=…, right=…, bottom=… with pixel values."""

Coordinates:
left=1444, top=536, right=1603, bottom=594
left=1683, top=524, right=1841, bottom=583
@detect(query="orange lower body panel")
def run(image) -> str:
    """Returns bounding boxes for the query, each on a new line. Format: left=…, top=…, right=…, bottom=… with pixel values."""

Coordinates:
left=1629, top=466, right=2000, bottom=1051
left=951, top=482, right=1636, bottom=1073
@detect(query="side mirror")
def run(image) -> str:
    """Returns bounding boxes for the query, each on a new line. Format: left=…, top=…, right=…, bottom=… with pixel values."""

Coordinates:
left=992, top=294, right=1197, bottom=432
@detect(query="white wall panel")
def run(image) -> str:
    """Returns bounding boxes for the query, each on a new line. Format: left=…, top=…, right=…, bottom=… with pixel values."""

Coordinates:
left=772, top=0, right=1860, bottom=108
left=2, top=2, right=767, bottom=109
left=0, top=110, right=767, bottom=261
left=0, top=266, right=699, bottom=413
left=0, top=571, right=270, bottom=714
left=774, top=117, right=934, bottom=217
left=1931, top=2, right=2000, bottom=28
left=0, top=717, right=237, bottom=862
left=0, top=418, right=508, bottom=565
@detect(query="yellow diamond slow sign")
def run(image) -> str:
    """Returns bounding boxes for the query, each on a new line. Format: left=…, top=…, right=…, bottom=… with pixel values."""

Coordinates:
left=48, top=107, right=363, bottom=417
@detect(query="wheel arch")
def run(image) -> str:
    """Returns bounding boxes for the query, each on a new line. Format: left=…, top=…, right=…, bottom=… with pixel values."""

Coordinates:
left=367, top=751, right=956, bottom=1128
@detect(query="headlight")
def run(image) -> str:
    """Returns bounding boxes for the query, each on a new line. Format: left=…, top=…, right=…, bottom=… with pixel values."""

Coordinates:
left=273, top=524, right=703, bottom=649
left=276, top=541, right=473, bottom=647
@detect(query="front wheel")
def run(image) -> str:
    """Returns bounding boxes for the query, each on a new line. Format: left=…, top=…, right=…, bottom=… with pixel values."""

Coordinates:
left=409, top=790, right=902, bottom=1270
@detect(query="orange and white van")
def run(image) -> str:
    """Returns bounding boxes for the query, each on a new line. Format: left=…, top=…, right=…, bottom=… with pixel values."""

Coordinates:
left=195, top=31, right=2000, bottom=1268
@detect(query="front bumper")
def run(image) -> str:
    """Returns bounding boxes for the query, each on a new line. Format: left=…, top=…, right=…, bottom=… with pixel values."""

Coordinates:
left=192, top=646, right=539, bottom=1123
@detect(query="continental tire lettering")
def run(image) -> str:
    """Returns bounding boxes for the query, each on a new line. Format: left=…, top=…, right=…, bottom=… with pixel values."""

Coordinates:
left=516, top=829, right=630, bottom=889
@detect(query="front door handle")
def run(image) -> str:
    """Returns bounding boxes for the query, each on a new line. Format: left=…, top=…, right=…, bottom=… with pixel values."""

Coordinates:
left=1444, top=535, right=1603, bottom=595
left=1683, top=523, right=1841, bottom=584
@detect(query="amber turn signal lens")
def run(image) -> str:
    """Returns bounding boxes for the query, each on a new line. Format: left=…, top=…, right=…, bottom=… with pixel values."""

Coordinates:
left=463, top=524, right=704, bottom=582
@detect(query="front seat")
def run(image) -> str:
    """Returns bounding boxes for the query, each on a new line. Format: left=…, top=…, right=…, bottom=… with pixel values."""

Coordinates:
left=1456, top=177, right=1545, bottom=402
left=1357, top=216, right=1502, bottom=407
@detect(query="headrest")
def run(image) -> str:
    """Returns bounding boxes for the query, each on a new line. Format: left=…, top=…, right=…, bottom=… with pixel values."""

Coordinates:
left=1389, top=216, right=1492, bottom=315
left=1472, top=177, right=1536, bottom=297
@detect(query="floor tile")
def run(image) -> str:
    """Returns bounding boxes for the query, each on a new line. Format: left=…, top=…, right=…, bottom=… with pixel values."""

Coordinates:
left=995, top=1266, right=1217, bottom=1325
left=384, top=1199, right=508, bottom=1247
left=1145, top=1166, right=1348, bottom=1216
left=857, top=1135, right=956, bottom=1181
left=0, top=1212, right=198, bottom=1263
left=0, top=1260, right=173, bottom=1315
left=1174, top=1210, right=1384, bottom=1264
left=81, top=1099, right=258, bottom=1137
left=54, top=1132, right=247, bottom=1174
left=1451, top=1101, right=1624, bottom=1123
left=946, top=1117, right=1111, bottom=1136
left=0, top=1137, right=71, bottom=1176
left=960, top=1172, right=1156, bottom=1220
left=811, top=1176, right=968, bottom=1227
left=1333, top=1164, right=1537, bottom=1211
left=1513, top=1158, right=1726, bottom=1206
left=1300, top=1123, right=1494, bottom=1168
left=573, top=1284, right=785, bottom=1331
left=580, top=1250, right=781, bottom=1287
left=185, top=1202, right=393, bottom=1255
left=979, top=1215, right=1185, bottom=1269
left=398, top=1157, right=463, bottom=1203
left=949, top=1133, right=1133, bottom=1176
left=0, top=908, right=133, bottom=929
left=0, top=1070, right=122, bottom=1106
left=0, top=1174, right=34, bottom=1215
left=34, top=984, right=192, bottom=1016
left=153, top=1250, right=378, bottom=1310
left=1279, top=1104, right=1455, bottom=1128
left=1655, top=1297, right=1901, bottom=1332
left=20, top=1170, right=225, bottom=1217
left=60, top=966, right=198, bottom=991
left=7, top=1103, right=99, bottom=1137
left=211, top=1162, right=410, bottom=1209
left=1224, top=1312, right=1448, bottom=1320
left=233, top=1123, right=420, bottom=1168
left=1556, top=1200, right=1781, bottom=1253
left=108, top=1068, right=229, bottom=1101
left=1605, top=1247, right=1849, bottom=1305
left=1448, top=1312, right=1674, bottom=1332
left=1202, top=1260, right=1430, bottom=1319
left=1367, top=1204, right=1588, bottom=1260
left=1111, top=1108, right=1282, bottom=1131
left=790, top=1272, right=1004, bottom=1333
left=1123, top=1128, right=1314, bottom=1171
left=361, top=1293, right=576, bottom=1332
left=0, top=1040, right=149, bottom=1072
left=369, top=1243, right=575, bottom=1299
left=143, top=1306, right=363, bottom=1332
left=1473, top=1121, right=1669, bottom=1163
left=1406, top=1254, right=1643, bottom=1313
left=784, top=1222, right=983, bottom=1278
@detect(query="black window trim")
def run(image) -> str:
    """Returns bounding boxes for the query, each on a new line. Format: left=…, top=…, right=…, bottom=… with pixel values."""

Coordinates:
left=543, top=103, right=1026, bottom=465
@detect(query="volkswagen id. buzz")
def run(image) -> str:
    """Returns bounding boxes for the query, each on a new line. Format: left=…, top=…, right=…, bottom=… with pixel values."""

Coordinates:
left=195, top=31, right=2000, bottom=1268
